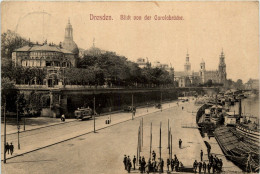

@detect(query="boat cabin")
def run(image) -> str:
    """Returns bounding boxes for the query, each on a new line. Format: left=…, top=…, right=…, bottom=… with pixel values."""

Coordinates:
left=224, top=112, right=236, bottom=126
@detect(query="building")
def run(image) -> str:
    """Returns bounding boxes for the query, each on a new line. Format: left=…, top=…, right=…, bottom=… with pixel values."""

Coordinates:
left=12, top=42, right=77, bottom=68
left=83, top=39, right=106, bottom=57
left=199, top=50, right=227, bottom=84
left=61, top=19, right=79, bottom=56
left=136, top=58, right=151, bottom=68
left=174, top=52, right=201, bottom=87
left=174, top=50, right=227, bottom=87
left=12, top=19, right=79, bottom=87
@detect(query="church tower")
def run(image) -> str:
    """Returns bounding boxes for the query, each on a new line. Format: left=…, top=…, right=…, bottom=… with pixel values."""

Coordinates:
left=184, top=52, right=191, bottom=73
left=65, top=19, right=73, bottom=40
left=62, top=19, right=79, bottom=55
left=218, top=49, right=227, bottom=84
left=200, top=59, right=205, bottom=83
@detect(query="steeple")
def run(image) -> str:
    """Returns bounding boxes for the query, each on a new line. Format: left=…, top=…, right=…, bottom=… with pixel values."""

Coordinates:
left=218, top=49, right=227, bottom=84
left=184, top=51, right=191, bottom=72
left=62, top=19, right=79, bottom=55
left=65, top=18, right=73, bottom=40
left=186, top=50, right=189, bottom=62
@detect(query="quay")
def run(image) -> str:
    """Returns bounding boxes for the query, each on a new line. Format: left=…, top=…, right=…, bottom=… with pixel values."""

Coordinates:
left=2, top=99, right=241, bottom=174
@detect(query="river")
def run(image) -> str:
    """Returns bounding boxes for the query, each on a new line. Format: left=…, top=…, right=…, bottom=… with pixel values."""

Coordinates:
left=229, top=94, right=259, bottom=120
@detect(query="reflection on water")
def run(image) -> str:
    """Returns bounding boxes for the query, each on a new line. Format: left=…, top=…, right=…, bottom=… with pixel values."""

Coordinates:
left=229, top=94, right=259, bottom=117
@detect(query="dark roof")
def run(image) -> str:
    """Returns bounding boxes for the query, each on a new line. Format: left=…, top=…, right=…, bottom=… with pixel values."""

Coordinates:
left=30, top=44, right=62, bottom=52
left=15, top=45, right=32, bottom=52
left=14, top=44, right=74, bottom=54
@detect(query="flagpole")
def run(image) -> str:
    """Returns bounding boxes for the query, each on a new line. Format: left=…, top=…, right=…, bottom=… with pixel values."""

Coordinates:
left=150, top=122, right=152, bottom=159
left=171, top=130, right=172, bottom=160
left=159, top=122, right=162, bottom=161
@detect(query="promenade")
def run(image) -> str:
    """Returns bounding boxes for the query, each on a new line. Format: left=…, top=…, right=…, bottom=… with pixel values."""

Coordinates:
left=1, top=99, right=241, bottom=174
left=1, top=100, right=179, bottom=161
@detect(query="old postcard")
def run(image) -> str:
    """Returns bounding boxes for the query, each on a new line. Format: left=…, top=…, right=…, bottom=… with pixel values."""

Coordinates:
left=1, top=1, right=259, bottom=174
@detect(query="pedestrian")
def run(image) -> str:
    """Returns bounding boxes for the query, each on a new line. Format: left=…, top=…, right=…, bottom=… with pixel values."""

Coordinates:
left=61, top=114, right=65, bottom=122
left=198, top=162, right=202, bottom=173
left=9, top=142, right=14, bottom=155
left=212, top=160, right=216, bottom=173
left=175, top=159, right=179, bottom=172
left=161, top=159, right=164, bottom=173
left=139, top=156, right=142, bottom=168
left=202, top=161, right=206, bottom=173
left=171, top=159, right=174, bottom=171
left=182, top=106, right=184, bottom=110
left=153, top=160, right=157, bottom=172
left=152, top=150, right=156, bottom=161
left=207, top=147, right=211, bottom=158
left=5, top=142, right=9, bottom=154
left=133, top=155, right=136, bottom=170
left=147, top=159, right=151, bottom=173
left=219, top=159, right=223, bottom=172
left=210, top=154, right=214, bottom=163
left=127, top=159, right=132, bottom=173
left=141, top=157, right=146, bottom=173
left=123, top=155, right=127, bottom=170
left=167, top=158, right=170, bottom=171
left=179, top=162, right=184, bottom=172
left=179, top=139, right=182, bottom=149
left=207, top=163, right=211, bottom=173
left=133, top=109, right=136, bottom=116
left=200, top=150, right=203, bottom=161
left=193, top=160, right=198, bottom=173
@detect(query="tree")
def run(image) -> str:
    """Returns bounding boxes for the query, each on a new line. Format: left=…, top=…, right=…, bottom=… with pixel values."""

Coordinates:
left=205, top=79, right=213, bottom=87
left=1, top=30, right=29, bottom=60
left=234, top=79, right=244, bottom=90
left=1, top=77, right=18, bottom=112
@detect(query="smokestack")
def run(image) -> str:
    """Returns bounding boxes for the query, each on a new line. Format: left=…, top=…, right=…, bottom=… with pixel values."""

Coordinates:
left=239, top=99, right=242, bottom=117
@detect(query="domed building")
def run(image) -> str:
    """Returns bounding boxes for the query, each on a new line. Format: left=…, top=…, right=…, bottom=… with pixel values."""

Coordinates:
left=62, top=19, right=79, bottom=55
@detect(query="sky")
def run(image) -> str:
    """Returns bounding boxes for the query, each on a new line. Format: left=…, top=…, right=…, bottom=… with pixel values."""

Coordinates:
left=1, top=1, right=259, bottom=82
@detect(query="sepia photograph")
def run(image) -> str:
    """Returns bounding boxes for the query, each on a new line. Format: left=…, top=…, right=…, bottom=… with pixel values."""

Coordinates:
left=1, top=1, right=259, bottom=174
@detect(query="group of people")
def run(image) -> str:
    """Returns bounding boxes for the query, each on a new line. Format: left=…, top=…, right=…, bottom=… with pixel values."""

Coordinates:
left=5, top=142, right=14, bottom=155
left=167, top=154, right=184, bottom=172
left=123, top=151, right=186, bottom=173
left=123, top=155, right=135, bottom=173
left=123, top=152, right=166, bottom=173
left=193, top=154, right=223, bottom=173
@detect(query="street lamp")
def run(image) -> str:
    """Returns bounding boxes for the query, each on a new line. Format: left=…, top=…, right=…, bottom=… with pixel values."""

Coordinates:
left=109, top=107, right=112, bottom=123
left=93, top=95, right=96, bottom=133
left=132, top=94, right=134, bottom=120
left=17, top=101, right=20, bottom=150
left=3, top=100, right=7, bottom=163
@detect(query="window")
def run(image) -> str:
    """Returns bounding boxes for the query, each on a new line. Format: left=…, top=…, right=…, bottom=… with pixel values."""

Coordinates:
left=46, top=61, right=51, bottom=66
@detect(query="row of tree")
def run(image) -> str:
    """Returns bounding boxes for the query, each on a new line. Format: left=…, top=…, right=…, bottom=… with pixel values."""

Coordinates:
left=1, top=30, right=175, bottom=88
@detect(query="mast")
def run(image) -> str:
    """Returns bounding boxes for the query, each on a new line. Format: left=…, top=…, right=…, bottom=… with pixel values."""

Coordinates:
left=139, top=121, right=142, bottom=152
left=159, top=122, right=162, bottom=161
left=169, top=127, right=171, bottom=159
left=150, top=122, right=152, bottom=159
left=142, top=117, right=143, bottom=147
left=171, top=130, right=172, bottom=160
left=132, top=94, right=134, bottom=120
left=137, top=126, right=139, bottom=165
left=168, top=119, right=170, bottom=150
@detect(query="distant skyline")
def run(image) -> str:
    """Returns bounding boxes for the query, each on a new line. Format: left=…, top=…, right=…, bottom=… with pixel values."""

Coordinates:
left=1, top=1, right=259, bottom=82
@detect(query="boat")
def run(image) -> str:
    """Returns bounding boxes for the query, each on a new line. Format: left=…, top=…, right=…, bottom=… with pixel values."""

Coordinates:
left=214, top=124, right=259, bottom=172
